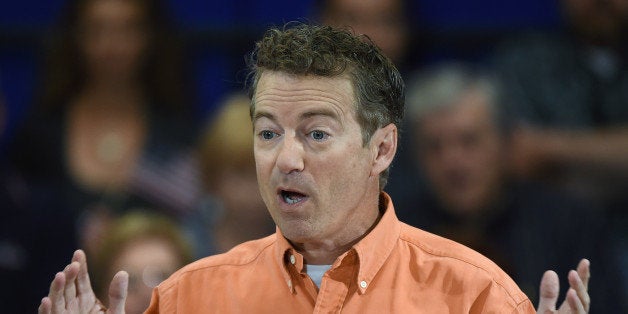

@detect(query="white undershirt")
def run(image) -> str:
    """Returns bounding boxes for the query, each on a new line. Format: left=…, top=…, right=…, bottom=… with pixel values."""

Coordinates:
left=305, top=264, right=332, bottom=288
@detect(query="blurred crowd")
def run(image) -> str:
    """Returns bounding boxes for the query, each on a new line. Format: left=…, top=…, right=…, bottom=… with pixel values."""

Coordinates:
left=0, top=0, right=626, bottom=312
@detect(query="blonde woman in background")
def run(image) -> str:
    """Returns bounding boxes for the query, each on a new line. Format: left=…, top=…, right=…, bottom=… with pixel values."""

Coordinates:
left=92, top=211, right=192, bottom=314
left=188, top=93, right=276, bottom=256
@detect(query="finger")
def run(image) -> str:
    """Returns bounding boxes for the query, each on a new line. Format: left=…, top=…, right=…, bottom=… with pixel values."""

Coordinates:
left=38, top=297, right=52, bottom=314
left=48, top=272, right=66, bottom=314
left=566, top=288, right=587, bottom=314
left=568, top=269, right=590, bottom=312
left=63, top=262, right=80, bottom=309
left=536, top=270, right=559, bottom=313
left=107, top=271, right=129, bottom=314
left=72, top=249, right=95, bottom=297
left=576, top=258, right=590, bottom=289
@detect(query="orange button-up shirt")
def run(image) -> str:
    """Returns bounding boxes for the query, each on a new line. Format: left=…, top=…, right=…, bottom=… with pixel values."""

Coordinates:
left=145, top=193, right=534, bottom=313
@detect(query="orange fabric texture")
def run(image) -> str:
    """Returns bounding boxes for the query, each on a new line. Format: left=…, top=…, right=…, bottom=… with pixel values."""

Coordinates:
left=145, top=193, right=534, bottom=313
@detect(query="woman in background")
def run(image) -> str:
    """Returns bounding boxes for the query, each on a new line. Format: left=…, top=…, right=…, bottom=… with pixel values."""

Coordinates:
left=188, top=93, right=275, bottom=256
left=92, top=211, right=192, bottom=314
left=10, top=0, right=200, bottom=255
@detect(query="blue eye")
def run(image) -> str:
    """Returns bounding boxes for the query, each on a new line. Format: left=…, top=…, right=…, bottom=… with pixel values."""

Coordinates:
left=309, top=130, right=328, bottom=141
left=260, top=130, right=277, bottom=140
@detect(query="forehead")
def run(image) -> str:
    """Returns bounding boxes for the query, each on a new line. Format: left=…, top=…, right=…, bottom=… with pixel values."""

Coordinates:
left=330, top=0, right=402, bottom=14
left=253, top=71, right=356, bottom=118
left=85, top=0, right=143, bottom=19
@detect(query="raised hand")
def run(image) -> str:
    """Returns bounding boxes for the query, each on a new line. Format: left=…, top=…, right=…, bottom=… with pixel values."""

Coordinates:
left=38, top=250, right=129, bottom=314
left=537, top=259, right=590, bottom=314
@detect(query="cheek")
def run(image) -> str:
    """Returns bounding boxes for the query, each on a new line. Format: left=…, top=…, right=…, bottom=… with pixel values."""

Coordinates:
left=421, top=153, right=441, bottom=170
left=422, top=154, right=449, bottom=181
left=254, top=154, right=274, bottom=197
left=323, top=147, right=370, bottom=193
left=254, top=150, right=270, bottom=176
left=473, top=143, right=503, bottom=173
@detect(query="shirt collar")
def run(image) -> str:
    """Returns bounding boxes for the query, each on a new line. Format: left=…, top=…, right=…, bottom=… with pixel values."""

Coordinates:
left=274, top=192, right=402, bottom=294
left=352, top=192, right=401, bottom=294
left=274, top=225, right=301, bottom=293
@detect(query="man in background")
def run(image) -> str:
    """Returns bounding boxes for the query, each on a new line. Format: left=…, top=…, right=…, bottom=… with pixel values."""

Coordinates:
left=399, top=62, right=623, bottom=312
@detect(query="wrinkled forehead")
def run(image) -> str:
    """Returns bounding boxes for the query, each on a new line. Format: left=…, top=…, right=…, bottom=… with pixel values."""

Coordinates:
left=251, top=70, right=357, bottom=116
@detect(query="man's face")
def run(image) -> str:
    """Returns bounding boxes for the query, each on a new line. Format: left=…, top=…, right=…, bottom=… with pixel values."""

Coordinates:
left=111, top=238, right=182, bottom=314
left=80, top=0, right=149, bottom=82
left=416, top=89, right=504, bottom=216
left=322, top=0, right=407, bottom=64
left=252, top=71, right=383, bottom=245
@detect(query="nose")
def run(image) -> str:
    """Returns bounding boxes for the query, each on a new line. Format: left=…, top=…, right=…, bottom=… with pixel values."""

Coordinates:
left=275, top=133, right=304, bottom=174
left=440, top=143, right=467, bottom=166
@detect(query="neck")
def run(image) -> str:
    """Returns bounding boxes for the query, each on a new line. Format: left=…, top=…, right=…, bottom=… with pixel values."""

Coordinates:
left=292, top=193, right=383, bottom=265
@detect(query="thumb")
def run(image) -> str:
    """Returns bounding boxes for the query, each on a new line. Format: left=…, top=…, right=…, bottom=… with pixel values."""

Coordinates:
left=107, top=271, right=129, bottom=314
left=536, top=270, right=559, bottom=314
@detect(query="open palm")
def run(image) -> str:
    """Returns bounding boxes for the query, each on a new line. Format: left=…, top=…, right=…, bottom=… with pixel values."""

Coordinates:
left=38, top=250, right=128, bottom=314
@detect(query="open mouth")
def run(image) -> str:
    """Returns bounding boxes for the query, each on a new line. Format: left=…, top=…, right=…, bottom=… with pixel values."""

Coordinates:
left=280, top=189, right=307, bottom=205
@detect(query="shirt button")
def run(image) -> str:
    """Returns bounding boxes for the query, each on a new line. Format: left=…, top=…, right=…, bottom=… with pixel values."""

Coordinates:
left=290, top=255, right=296, bottom=265
left=360, top=281, right=368, bottom=288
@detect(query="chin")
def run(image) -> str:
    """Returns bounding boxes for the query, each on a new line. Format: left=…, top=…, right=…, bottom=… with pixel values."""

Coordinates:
left=277, top=223, right=316, bottom=243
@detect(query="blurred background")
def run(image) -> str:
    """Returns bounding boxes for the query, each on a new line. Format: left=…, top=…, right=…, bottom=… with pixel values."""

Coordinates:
left=1, top=0, right=626, bottom=313
left=0, top=0, right=561, bottom=134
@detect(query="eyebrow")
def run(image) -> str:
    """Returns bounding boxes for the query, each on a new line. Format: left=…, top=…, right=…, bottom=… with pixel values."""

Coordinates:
left=252, top=111, right=275, bottom=124
left=252, top=108, right=341, bottom=124
left=299, top=108, right=340, bottom=121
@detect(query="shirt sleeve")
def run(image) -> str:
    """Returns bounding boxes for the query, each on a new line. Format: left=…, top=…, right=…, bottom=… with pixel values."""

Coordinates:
left=513, top=298, right=535, bottom=314
left=144, top=287, right=160, bottom=314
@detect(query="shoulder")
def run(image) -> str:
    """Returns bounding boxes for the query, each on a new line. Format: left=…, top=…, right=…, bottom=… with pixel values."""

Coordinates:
left=146, top=234, right=279, bottom=312
left=399, top=223, right=506, bottom=276
left=158, top=234, right=276, bottom=291
left=398, top=223, right=530, bottom=306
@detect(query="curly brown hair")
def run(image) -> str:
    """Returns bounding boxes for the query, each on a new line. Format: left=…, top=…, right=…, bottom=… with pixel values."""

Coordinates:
left=247, top=22, right=405, bottom=189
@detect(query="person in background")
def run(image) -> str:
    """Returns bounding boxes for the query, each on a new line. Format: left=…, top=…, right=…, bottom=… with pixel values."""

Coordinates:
left=92, top=211, right=192, bottom=314
left=8, top=0, right=200, bottom=256
left=399, top=62, right=624, bottom=313
left=190, top=93, right=275, bottom=256
left=315, top=0, right=410, bottom=68
left=493, top=0, right=628, bottom=202
left=493, top=0, right=628, bottom=301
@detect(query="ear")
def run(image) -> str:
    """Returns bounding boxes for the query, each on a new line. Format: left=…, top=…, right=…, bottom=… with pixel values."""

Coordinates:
left=370, top=123, right=398, bottom=177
